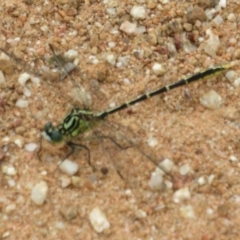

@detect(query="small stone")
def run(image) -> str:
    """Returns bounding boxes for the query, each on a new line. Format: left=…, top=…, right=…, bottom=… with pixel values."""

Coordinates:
left=179, top=164, right=191, bottom=175
left=198, top=176, right=206, bottom=186
left=15, top=99, right=29, bottom=108
left=31, top=181, right=48, bottom=205
left=89, top=207, right=110, bottom=233
left=64, top=49, right=78, bottom=60
left=147, top=137, right=158, bottom=147
left=183, top=23, right=192, bottom=32
left=2, top=165, right=17, bottom=176
left=120, top=21, right=137, bottom=35
left=5, top=204, right=16, bottom=213
left=225, top=70, right=237, bottom=81
left=173, top=187, right=191, bottom=203
left=186, top=6, right=207, bottom=24
left=60, top=205, right=78, bottom=221
left=25, top=143, right=37, bottom=152
left=152, top=63, right=166, bottom=76
left=59, top=159, right=79, bottom=176
left=135, top=209, right=147, bottom=218
left=130, top=6, right=146, bottom=20
left=179, top=205, right=195, bottom=219
left=18, top=73, right=31, bottom=86
left=106, top=53, right=116, bottom=66
left=60, top=176, right=71, bottom=188
left=219, top=0, right=226, bottom=8
left=148, top=173, right=165, bottom=191
left=71, top=176, right=83, bottom=188
left=229, top=155, right=238, bottom=162
left=158, top=158, right=174, bottom=174
left=200, top=90, right=222, bottom=109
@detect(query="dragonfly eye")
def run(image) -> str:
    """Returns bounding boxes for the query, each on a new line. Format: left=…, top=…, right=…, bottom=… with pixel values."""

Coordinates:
left=44, top=122, right=63, bottom=142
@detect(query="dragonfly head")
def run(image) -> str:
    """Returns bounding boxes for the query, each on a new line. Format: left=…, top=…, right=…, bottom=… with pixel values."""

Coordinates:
left=43, top=122, right=63, bottom=143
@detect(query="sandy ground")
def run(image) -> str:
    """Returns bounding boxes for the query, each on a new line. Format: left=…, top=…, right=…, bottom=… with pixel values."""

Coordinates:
left=1, top=0, right=240, bottom=239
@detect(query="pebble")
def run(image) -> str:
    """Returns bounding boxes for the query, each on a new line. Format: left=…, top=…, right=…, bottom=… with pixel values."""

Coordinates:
left=198, top=176, right=206, bottom=186
left=120, top=21, right=138, bottom=35
left=59, top=159, right=79, bottom=176
left=2, top=165, right=17, bottom=176
left=203, top=30, right=221, bottom=57
left=233, top=78, right=240, bottom=87
left=173, top=187, right=191, bottom=203
left=199, top=90, right=222, bottom=109
left=64, top=49, right=78, bottom=60
left=25, top=143, right=37, bottom=152
left=219, top=0, right=226, bottom=8
left=152, top=63, right=166, bottom=76
left=15, top=99, right=29, bottom=108
left=130, top=6, right=146, bottom=20
left=179, top=164, right=191, bottom=175
left=148, top=173, right=165, bottom=191
left=60, top=205, right=78, bottom=221
left=106, top=53, right=116, bottom=66
left=31, top=181, right=48, bottom=205
left=229, top=155, right=238, bottom=162
left=18, top=73, right=31, bottom=86
left=71, top=176, right=83, bottom=188
left=147, top=137, right=158, bottom=147
left=179, top=205, right=195, bottom=219
left=158, top=158, right=174, bottom=174
left=89, top=207, right=110, bottom=233
left=225, top=70, right=237, bottom=81
left=186, top=6, right=207, bottom=24
left=5, top=204, right=16, bottom=213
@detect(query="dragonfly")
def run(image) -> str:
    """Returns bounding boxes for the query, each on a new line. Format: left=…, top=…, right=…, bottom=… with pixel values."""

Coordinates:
left=39, top=44, right=230, bottom=186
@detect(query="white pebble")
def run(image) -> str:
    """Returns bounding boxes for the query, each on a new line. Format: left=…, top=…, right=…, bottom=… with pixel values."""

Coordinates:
left=108, top=42, right=116, bottom=48
left=135, top=209, right=147, bottom=218
left=225, top=70, right=237, bottom=81
left=152, top=63, right=166, bottom=76
left=0, top=71, right=6, bottom=85
left=147, top=137, right=158, bottom=147
left=158, top=158, right=174, bottom=174
left=5, top=204, right=16, bottom=213
left=18, top=73, right=31, bottom=86
left=179, top=164, right=191, bottom=175
left=106, top=53, right=116, bottom=65
left=31, top=76, right=41, bottom=86
left=8, top=179, right=16, bottom=187
left=212, top=15, right=223, bottom=25
left=198, top=176, right=206, bottom=186
left=148, top=173, right=164, bottom=191
left=2, top=231, right=10, bottom=238
left=31, top=181, right=48, bottom=205
left=173, top=187, right=191, bottom=203
left=59, top=159, right=79, bottom=176
left=2, top=165, right=17, bottom=176
left=23, top=87, right=31, bottom=97
left=25, top=143, right=37, bottom=152
left=233, top=78, right=240, bottom=87
left=130, top=6, right=146, bottom=20
left=120, top=21, right=138, bottom=35
left=179, top=205, right=195, bottom=219
left=64, top=49, right=78, bottom=60
left=15, top=99, right=29, bottom=108
left=218, top=0, right=226, bottom=8
left=89, top=207, right=110, bottom=233
left=229, top=155, right=238, bottom=162
left=199, top=90, right=222, bottom=109
left=227, top=13, right=236, bottom=22
left=208, top=174, right=215, bottom=184
left=40, top=25, right=49, bottom=32
left=202, top=31, right=221, bottom=57
left=14, top=138, right=24, bottom=148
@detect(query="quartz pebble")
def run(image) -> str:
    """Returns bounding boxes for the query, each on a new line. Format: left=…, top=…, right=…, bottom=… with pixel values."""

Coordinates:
left=120, top=21, right=137, bottom=35
left=130, top=6, right=146, bottom=20
left=148, top=173, right=165, bottom=191
left=0, top=71, right=6, bottom=85
left=199, top=90, right=222, bottom=109
left=89, top=207, right=110, bottom=233
left=25, top=143, right=37, bottom=152
left=15, top=99, right=29, bottom=108
left=2, top=165, right=17, bottom=176
left=179, top=205, right=195, bottom=219
left=173, top=187, right=191, bottom=203
left=31, top=181, right=48, bottom=205
left=59, top=159, right=79, bottom=176
left=152, top=63, right=166, bottom=76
